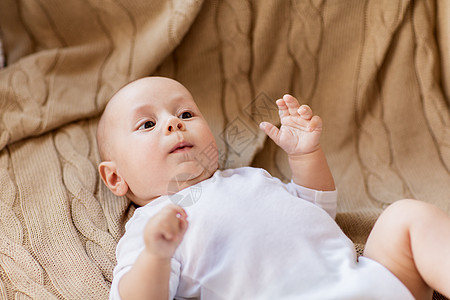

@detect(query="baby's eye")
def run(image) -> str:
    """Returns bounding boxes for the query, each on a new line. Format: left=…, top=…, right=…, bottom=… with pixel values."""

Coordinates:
left=179, top=111, right=193, bottom=119
left=138, top=120, right=155, bottom=130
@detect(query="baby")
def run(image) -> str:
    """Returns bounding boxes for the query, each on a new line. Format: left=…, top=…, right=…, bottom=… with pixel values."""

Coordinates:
left=97, top=76, right=450, bottom=300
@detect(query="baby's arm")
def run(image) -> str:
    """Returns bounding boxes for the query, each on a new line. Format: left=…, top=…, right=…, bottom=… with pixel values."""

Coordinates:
left=118, top=204, right=188, bottom=300
left=260, top=94, right=335, bottom=191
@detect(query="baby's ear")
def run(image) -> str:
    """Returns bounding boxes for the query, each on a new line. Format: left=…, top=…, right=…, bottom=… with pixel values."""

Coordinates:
left=98, top=161, right=128, bottom=196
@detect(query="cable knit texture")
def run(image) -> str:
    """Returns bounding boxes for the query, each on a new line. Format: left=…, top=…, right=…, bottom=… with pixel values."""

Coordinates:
left=0, top=0, right=449, bottom=299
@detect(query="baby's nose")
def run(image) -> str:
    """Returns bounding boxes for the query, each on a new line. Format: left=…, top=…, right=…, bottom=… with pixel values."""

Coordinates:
left=166, top=117, right=185, bottom=133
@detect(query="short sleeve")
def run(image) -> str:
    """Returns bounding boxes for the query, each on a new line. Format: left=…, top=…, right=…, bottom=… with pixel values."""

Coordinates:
left=110, top=199, right=174, bottom=300
left=109, top=226, right=146, bottom=300
left=286, top=181, right=338, bottom=219
left=110, top=249, right=180, bottom=300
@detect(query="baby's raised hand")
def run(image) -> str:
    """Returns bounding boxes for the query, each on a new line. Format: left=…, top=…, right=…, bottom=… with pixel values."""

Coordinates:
left=260, top=94, right=322, bottom=157
left=143, top=204, right=188, bottom=259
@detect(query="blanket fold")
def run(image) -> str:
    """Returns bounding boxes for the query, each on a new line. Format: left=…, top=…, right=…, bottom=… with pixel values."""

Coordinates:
left=0, top=0, right=204, bottom=150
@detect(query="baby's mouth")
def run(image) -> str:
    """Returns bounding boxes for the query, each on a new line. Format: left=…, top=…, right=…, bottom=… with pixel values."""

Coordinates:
left=169, top=141, right=193, bottom=154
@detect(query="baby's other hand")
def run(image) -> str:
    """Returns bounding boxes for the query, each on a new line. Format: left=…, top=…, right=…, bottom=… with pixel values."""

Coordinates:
left=259, top=94, right=322, bottom=157
left=143, top=204, right=188, bottom=259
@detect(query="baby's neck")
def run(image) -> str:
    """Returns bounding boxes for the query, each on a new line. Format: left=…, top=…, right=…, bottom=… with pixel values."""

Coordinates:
left=172, top=166, right=218, bottom=192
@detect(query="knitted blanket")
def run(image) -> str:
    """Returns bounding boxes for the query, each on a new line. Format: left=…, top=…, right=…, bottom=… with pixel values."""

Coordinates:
left=0, top=0, right=449, bottom=299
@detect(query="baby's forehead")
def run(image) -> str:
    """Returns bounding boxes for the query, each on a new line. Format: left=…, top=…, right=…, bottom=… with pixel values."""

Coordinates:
left=103, top=77, right=198, bottom=122
left=105, top=82, right=150, bottom=115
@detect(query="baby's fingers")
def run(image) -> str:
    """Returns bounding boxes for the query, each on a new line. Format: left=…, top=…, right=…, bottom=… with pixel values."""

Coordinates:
left=173, top=205, right=188, bottom=222
left=165, top=206, right=188, bottom=239
left=152, top=205, right=188, bottom=240
left=307, top=115, right=323, bottom=132
left=298, top=105, right=313, bottom=121
left=176, top=211, right=189, bottom=235
left=283, top=94, right=301, bottom=116
left=259, top=121, right=281, bottom=144
left=276, top=98, right=289, bottom=118
left=162, top=222, right=181, bottom=241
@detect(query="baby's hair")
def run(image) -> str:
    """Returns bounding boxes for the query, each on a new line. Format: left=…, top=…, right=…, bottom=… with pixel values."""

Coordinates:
left=96, top=110, right=110, bottom=162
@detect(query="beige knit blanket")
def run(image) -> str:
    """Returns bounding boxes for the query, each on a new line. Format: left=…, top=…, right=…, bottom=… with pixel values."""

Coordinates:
left=0, top=0, right=449, bottom=299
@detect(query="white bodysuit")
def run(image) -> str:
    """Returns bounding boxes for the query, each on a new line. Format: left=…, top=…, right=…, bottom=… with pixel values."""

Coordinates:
left=110, top=167, right=413, bottom=300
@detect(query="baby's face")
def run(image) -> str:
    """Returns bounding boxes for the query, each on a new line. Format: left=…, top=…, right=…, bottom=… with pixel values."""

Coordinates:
left=102, top=77, right=218, bottom=205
